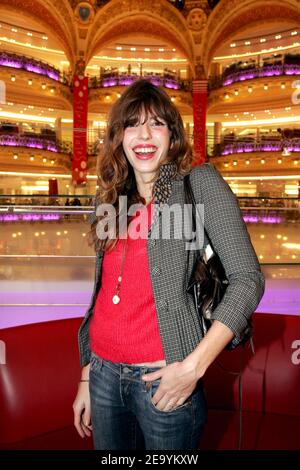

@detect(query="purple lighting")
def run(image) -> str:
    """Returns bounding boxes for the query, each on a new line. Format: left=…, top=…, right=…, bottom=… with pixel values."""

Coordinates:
left=0, top=136, right=58, bottom=153
left=0, top=213, right=61, bottom=222
left=0, top=52, right=60, bottom=81
left=221, top=138, right=300, bottom=156
left=222, top=62, right=300, bottom=86
left=100, top=74, right=181, bottom=91
left=243, top=214, right=283, bottom=224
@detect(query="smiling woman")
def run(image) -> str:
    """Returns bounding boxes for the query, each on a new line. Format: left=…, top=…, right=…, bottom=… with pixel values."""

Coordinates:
left=122, top=113, right=171, bottom=202
left=73, top=79, right=265, bottom=451
left=89, top=79, right=191, bottom=252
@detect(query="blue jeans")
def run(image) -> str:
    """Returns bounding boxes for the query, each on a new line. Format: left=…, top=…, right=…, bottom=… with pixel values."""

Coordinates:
left=89, top=352, right=208, bottom=450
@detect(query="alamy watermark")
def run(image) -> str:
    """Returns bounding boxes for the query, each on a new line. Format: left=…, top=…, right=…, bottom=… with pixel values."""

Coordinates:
left=0, top=340, right=6, bottom=365
left=291, top=339, right=300, bottom=365
left=0, top=80, right=6, bottom=104
left=95, top=198, right=205, bottom=251
left=291, top=80, right=300, bottom=104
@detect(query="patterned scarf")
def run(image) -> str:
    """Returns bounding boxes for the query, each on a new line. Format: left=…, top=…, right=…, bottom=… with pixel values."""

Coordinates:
left=90, top=161, right=178, bottom=226
left=152, top=161, right=178, bottom=207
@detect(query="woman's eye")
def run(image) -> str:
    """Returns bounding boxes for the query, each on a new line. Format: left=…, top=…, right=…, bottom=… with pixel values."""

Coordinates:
left=152, top=120, right=165, bottom=127
left=124, top=123, right=136, bottom=129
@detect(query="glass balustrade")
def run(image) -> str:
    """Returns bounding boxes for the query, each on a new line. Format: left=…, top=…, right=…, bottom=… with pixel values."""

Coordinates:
left=0, top=195, right=299, bottom=328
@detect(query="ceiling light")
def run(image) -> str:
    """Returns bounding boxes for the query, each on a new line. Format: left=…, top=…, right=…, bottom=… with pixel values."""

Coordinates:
left=277, top=158, right=282, bottom=164
left=42, top=83, right=46, bottom=89
left=260, top=38, right=266, bottom=43
left=264, top=84, right=268, bottom=90
left=234, top=89, right=239, bottom=95
left=230, top=43, right=236, bottom=48
left=248, top=86, right=253, bottom=93
left=245, top=41, right=251, bottom=46
left=245, top=160, right=250, bottom=165
left=261, top=159, right=265, bottom=164
left=28, top=79, right=33, bottom=85
left=13, top=154, right=18, bottom=160
left=11, top=75, right=16, bottom=82
left=275, top=35, right=282, bottom=40
left=50, top=88, right=54, bottom=93
left=281, top=82, right=286, bottom=89
left=224, top=93, right=230, bottom=99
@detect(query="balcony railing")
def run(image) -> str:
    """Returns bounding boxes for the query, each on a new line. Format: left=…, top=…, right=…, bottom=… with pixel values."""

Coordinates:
left=0, top=51, right=71, bottom=84
left=209, top=54, right=300, bottom=89
left=0, top=133, right=73, bottom=154
left=89, top=71, right=191, bottom=92
left=213, top=136, right=300, bottom=156
left=1, top=193, right=298, bottom=328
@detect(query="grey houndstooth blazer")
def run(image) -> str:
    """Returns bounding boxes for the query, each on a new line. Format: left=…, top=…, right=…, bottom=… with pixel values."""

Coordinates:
left=78, top=162, right=265, bottom=367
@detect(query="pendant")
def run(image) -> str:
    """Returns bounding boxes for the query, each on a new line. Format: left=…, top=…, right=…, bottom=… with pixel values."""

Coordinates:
left=112, top=294, right=120, bottom=304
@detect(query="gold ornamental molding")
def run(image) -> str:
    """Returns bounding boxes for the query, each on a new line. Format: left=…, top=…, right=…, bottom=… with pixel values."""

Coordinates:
left=0, top=0, right=77, bottom=69
left=0, top=148, right=72, bottom=173
left=85, top=0, right=195, bottom=72
left=202, top=0, right=300, bottom=75
left=0, top=67, right=73, bottom=110
left=88, top=86, right=193, bottom=114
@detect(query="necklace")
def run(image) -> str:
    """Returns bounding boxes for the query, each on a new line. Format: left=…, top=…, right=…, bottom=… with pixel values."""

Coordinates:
left=112, top=237, right=128, bottom=304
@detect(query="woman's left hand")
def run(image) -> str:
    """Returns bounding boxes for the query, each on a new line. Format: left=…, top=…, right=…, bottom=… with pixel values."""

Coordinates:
left=141, top=360, right=201, bottom=412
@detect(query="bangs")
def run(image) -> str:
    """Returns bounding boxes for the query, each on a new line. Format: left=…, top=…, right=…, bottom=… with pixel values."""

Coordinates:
left=122, top=94, right=170, bottom=129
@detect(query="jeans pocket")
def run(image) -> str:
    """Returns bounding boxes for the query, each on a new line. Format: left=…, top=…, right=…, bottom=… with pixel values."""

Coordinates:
left=148, top=380, right=192, bottom=414
left=90, top=352, right=103, bottom=373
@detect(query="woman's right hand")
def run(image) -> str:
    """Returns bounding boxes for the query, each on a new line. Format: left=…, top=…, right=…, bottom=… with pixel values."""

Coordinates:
left=73, top=365, right=92, bottom=438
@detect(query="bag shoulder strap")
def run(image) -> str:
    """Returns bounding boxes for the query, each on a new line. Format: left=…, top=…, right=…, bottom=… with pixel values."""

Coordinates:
left=183, top=173, right=210, bottom=252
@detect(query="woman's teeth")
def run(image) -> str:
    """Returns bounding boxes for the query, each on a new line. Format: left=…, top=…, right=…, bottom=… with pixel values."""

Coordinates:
left=134, top=147, right=157, bottom=154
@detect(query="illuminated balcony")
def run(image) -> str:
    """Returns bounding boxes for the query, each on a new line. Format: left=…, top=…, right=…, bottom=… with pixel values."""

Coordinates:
left=0, top=51, right=69, bottom=84
left=209, top=54, right=300, bottom=90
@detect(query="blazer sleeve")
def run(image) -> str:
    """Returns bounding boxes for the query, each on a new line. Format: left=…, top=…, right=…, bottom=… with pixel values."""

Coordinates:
left=189, top=162, right=265, bottom=341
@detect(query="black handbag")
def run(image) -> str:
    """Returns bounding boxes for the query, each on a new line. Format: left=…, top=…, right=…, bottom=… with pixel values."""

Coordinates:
left=184, top=174, right=253, bottom=351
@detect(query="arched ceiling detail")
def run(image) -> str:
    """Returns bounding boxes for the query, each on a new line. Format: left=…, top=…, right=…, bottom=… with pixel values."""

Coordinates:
left=85, top=0, right=195, bottom=73
left=202, top=0, right=300, bottom=75
left=0, top=0, right=77, bottom=68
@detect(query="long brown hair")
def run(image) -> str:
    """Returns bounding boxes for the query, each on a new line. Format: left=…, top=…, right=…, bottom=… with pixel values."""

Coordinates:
left=90, top=79, right=193, bottom=252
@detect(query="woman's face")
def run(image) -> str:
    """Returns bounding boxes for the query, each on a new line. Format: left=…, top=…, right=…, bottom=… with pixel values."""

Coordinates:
left=122, top=112, right=171, bottom=179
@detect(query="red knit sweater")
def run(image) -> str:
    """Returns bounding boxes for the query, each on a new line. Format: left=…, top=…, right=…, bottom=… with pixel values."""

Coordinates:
left=89, top=199, right=165, bottom=363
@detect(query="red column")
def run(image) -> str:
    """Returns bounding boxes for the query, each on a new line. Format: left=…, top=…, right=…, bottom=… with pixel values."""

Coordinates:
left=72, top=75, right=88, bottom=186
left=48, top=178, right=58, bottom=195
left=192, top=79, right=208, bottom=167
